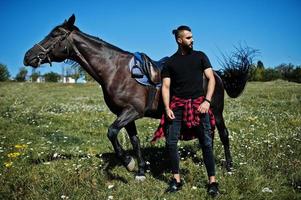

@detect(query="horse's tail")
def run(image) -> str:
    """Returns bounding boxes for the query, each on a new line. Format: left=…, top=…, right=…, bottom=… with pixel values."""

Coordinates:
left=216, top=46, right=257, bottom=98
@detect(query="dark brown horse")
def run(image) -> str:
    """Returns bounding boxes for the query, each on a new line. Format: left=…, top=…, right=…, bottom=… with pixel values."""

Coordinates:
left=24, top=15, right=254, bottom=180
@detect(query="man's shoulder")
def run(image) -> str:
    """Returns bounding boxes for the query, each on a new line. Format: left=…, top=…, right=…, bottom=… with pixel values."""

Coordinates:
left=165, top=52, right=178, bottom=64
left=192, top=50, right=207, bottom=57
left=169, top=52, right=179, bottom=59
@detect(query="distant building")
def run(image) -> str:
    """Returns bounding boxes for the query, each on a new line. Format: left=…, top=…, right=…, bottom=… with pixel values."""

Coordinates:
left=28, top=76, right=77, bottom=83
left=61, top=76, right=76, bottom=83
left=27, top=76, right=45, bottom=83
left=36, top=76, right=45, bottom=83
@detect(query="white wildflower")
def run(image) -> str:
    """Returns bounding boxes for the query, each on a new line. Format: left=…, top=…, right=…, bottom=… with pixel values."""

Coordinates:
left=227, top=171, right=233, bottom=175
left=262, top=187, right=273, bottom=193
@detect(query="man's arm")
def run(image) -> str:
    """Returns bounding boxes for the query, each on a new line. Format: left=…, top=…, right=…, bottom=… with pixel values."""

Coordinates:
left=162, top=77, right=175, bottom=120
left=204, top=68, right=215, bottom=102
left=198, top=68, right=215, bottom=113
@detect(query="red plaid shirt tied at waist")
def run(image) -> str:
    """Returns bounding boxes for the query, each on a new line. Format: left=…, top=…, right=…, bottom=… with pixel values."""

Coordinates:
left=152, top=96, right=216, bottom=142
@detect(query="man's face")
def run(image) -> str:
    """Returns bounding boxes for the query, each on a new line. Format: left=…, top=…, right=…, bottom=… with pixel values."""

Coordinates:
left=177, top=30, right=194, bottom=50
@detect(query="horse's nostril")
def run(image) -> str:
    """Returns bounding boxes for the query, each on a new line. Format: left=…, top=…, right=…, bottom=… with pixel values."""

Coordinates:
left=23, top=58, right=28, bottom=66
left=23, top=52, right=30, bottom=66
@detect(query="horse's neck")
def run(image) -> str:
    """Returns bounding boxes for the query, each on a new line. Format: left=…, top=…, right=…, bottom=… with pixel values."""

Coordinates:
left=70, top=31, right=131, bottom=86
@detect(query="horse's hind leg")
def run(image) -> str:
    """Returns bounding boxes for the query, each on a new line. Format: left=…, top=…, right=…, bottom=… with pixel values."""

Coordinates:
left=125, top=122, right=146, bottom=180
left=107, top=107, right=142, bottom=172
left=214, top=112, right=233, bottom=172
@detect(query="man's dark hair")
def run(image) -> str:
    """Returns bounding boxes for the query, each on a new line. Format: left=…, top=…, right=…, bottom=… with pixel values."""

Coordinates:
left=172, top=25, right=191, bottom=40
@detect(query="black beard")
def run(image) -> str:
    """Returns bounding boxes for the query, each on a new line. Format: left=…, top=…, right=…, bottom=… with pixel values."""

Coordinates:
left=183, top=45, right=193, bottom=53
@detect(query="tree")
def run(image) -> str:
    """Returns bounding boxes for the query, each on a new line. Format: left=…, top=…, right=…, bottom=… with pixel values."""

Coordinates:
left=248, top=64, right=256, bottom=81
left=29, top=68, right=40, bottom=82
left=69, top=65, right=81, bottom=83
left=70, top=62, right=95, bottom=82
left=249, top=62, right=301, bottom=82
left=31, top=72, right=40, bottom=82
left=275, top=63, right=294, bottom=81
left=84, top=71, right=95, bottom=82
left=253, top=67, right=265, bottom=81
left=292, top=66, right=301, bottom=83
left=44, top=72, right=61, bottom=82
left=284, top=65, right=301, bottom=83
left=249, top=60, right=266, bottom=81
left=15, top=67, right=28, bottom=82
left=264, top=68, right=282, bottom=81
left=249, top=64, right=264, bottom=81
left=0, top=63, right=10, bottom=81
left=257, top=60, right=264, bottom=69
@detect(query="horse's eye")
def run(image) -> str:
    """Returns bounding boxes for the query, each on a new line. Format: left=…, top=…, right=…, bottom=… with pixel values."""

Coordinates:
left=51, top=31, right=60, bottom=37
left=38, top=53, right=46, bottom=59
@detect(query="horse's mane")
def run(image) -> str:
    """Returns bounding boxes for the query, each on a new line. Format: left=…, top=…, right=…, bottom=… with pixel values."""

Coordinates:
left=80, top=31, right=132, bottom=55
left=50, top=22, right=132, bottom=55
left=66, top=23, right=131, bottom=55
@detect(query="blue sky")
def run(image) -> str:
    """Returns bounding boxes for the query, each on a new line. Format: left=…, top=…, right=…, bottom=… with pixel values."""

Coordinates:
left=1, top=0, right=300, bottom=77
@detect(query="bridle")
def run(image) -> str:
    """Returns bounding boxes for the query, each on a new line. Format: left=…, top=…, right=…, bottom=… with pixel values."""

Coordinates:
left=32, top=27, right=72, bottom=67
left=30, top=26, right=96, bottom=79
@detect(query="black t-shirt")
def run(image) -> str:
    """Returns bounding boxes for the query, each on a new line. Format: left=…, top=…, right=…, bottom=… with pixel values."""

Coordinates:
left=161, top=50, right=212, bottom=99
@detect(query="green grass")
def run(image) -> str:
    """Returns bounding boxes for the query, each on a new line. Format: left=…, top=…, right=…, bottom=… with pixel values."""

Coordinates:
left=0, top=81, right=300, bottom=200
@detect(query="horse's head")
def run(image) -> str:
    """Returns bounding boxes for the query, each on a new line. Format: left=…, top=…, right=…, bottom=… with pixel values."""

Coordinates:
left=24, top=14, right=78, bottom=68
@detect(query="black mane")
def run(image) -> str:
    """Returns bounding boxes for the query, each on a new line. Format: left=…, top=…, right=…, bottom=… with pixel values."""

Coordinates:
left=81, top=31, right=132, bottom=54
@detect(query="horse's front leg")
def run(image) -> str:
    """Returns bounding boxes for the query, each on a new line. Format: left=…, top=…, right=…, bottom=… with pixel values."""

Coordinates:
left=107, top=107, right=142, bottom=174
left=125, top=122, right=146, bottom=181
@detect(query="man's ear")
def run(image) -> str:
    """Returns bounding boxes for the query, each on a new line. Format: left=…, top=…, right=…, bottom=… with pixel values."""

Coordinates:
left=177, top=37, right=182, bottom=44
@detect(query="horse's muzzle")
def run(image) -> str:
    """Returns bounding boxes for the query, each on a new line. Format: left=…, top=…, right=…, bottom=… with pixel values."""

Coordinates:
left=23, top=50, right=39, bottom=68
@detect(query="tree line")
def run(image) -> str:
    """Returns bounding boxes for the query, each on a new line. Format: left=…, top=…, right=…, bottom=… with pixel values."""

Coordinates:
left=1, top=61, right=300, bottom=83
left=0, top=63, right=94, bottom=83
left=249, top=61, right=301, bottom=83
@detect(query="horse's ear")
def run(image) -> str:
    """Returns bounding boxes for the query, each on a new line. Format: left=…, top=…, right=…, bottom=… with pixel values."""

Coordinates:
left=67, top=14, right=76, bottom=26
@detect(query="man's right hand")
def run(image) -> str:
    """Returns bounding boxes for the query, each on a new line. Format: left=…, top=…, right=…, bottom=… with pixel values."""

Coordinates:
left=166, top=108, right=175, bottom=120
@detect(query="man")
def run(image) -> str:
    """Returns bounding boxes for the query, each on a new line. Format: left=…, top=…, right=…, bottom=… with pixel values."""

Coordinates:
left=160, top=25, right=219, bottom=197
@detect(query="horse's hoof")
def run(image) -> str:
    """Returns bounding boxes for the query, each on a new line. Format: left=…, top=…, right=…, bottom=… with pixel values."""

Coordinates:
left=221, top=159, right=233, bottom=172
left=226, top=161, right=233, bottom=172
left=135, top=175, right=146, bottom=181
left=126, top=156, right=135, bottom=171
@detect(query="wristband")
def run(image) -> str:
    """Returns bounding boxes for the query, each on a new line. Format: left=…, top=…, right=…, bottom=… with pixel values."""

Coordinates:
left=204, top=98, right=211, bottom=104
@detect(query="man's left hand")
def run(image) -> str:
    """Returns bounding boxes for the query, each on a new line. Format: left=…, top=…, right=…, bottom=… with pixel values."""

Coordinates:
left=197, top=101, right=210, bottom=113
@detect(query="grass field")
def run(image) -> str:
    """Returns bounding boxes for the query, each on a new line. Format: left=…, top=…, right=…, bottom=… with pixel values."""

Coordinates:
left=0, top=81, right=300, bottom=200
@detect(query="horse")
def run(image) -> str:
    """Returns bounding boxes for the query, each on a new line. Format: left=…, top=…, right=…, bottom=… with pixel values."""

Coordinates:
left=24, top=15, right=254, bottom=180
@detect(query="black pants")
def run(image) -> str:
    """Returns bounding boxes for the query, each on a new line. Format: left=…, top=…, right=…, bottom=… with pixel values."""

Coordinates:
left=165, top=108, right=216, bottom=177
